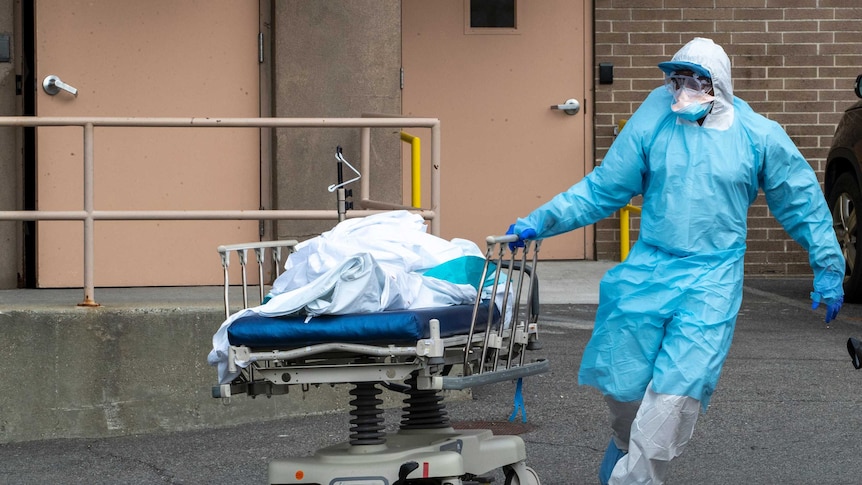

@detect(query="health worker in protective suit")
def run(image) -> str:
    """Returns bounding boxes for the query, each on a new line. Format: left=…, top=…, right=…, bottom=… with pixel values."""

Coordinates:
left=506, top=37, right=845, bottom=484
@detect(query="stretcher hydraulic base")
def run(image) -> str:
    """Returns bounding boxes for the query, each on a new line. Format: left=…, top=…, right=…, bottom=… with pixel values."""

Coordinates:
left=269, top=428, right=539, bottom=485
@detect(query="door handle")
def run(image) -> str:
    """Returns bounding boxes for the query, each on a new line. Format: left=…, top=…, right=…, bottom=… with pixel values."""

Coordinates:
left=551, top=98, right=579, bottom=115
left=42, top=75, right=78, bottom=97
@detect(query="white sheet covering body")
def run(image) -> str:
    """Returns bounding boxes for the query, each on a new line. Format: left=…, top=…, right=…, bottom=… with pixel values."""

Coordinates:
left=208, top=211, right=509, bottom=384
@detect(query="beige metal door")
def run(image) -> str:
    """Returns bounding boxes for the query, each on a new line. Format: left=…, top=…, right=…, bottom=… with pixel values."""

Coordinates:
left=34, top=0, right=260, bottom=287
left=402, top=0, right=593, bottom=259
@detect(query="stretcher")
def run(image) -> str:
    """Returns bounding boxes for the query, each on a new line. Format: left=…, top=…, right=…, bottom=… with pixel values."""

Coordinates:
left=211, top=233, right=548, bottom=485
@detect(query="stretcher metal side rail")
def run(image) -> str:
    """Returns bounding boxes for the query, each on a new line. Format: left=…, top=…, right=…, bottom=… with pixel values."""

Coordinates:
left=212, top=235, right=547, bottom=485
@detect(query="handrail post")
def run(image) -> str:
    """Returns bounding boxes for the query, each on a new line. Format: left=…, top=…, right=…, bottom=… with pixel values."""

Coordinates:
left=619, top=204, right=641, bottom=262
left=360, top=127, right=371, bottom=203
left=620, top=206, right=631, bottom=262
left=78, top=122, right=99, bottom=307
left=430, top=121, right=440, bottom=236
left=400, top=132, right=421, bottom=208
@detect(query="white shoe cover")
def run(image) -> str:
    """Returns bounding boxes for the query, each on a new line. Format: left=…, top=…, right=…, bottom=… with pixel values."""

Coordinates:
left=609, top=385, right=700, bottom=484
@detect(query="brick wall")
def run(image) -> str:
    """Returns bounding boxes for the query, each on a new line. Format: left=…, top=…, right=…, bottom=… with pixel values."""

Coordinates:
left=592, top=0, right=862, bottom=276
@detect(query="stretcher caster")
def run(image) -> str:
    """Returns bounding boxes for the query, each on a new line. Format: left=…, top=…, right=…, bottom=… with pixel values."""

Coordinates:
left=503, top=463, right=541, bottom=485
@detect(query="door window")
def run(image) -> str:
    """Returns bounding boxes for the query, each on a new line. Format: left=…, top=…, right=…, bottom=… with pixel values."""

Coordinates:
left=466, top=0, right=518, bottom=33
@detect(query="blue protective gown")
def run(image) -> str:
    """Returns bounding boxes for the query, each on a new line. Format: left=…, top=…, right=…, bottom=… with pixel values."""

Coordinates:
left=513, top=41, right=844, bottom=409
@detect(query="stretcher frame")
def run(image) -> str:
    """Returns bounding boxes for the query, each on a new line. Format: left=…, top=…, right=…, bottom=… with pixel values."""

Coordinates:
left=212, top=234, right=548, bottom=485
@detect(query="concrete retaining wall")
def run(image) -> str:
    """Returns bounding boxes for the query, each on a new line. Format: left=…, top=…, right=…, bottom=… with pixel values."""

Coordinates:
left=1, top=299, right=468, bottom=444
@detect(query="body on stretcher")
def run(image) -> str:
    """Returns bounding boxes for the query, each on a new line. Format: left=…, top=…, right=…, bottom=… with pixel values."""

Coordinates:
left=211, top=233, right=548, bottom=485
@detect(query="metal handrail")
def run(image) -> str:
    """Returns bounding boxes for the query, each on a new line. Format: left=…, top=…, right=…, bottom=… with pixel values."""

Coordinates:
left=0, top=116, right=442, bottom=306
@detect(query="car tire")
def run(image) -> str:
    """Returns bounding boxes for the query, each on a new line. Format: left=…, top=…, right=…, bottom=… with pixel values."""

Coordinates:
left=827, top=172, right=862, bottom=303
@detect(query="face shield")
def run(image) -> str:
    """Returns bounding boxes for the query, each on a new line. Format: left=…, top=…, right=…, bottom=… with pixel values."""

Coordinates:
left=665, top=72, right=715, bottom=121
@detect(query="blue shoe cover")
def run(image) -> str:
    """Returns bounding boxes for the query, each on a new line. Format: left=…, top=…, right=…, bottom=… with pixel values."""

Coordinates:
left=599, top=438, right=626, bottom=485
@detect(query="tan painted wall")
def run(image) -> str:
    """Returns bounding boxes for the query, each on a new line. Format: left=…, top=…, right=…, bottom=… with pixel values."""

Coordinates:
left=0, top=0, right=16, bottom=288
left=271, top=1, right=403, bottom=241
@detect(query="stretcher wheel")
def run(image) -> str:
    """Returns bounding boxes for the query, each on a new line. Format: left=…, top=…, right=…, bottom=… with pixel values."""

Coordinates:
left=503, top=465, right=540, bottom=485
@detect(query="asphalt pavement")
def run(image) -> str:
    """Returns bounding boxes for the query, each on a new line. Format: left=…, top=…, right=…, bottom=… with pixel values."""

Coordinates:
left=2, top=265, right=862, bottom=484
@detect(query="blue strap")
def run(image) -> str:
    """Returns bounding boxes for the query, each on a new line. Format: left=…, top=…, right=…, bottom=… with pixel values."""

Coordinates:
left=508, top=377, right=526, bottom=423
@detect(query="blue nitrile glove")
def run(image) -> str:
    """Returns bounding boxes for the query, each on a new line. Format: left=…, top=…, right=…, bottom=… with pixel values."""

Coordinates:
left=506, top=224, right=537, bottom=251
left=811, top=292, right=843, bottom=324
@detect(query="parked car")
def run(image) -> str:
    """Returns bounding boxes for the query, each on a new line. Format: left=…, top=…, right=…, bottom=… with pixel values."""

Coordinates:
left=825, top=74, right=862, bottom=302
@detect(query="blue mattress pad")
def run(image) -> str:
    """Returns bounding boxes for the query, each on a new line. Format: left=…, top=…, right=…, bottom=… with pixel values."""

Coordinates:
left=227, top=302, right=498, bottom=348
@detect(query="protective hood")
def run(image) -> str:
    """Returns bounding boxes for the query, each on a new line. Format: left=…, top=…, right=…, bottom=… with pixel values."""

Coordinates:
left=659, top=37, right=734, bottom=129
